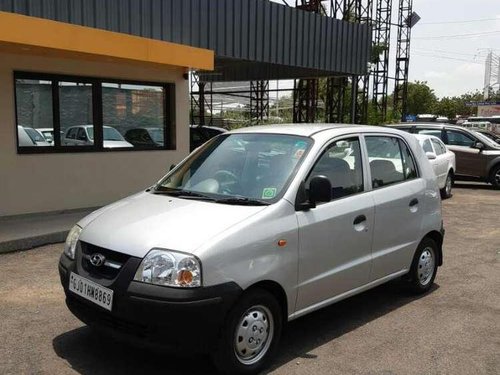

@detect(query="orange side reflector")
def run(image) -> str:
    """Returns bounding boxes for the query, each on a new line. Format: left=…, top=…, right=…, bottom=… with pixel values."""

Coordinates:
left=277, top=239, right=287, bottom=247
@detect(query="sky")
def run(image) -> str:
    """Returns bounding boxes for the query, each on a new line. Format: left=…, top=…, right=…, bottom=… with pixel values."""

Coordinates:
left=269, top=0, right=500, bottom=99
left=408, top=0, right=500, bottom=98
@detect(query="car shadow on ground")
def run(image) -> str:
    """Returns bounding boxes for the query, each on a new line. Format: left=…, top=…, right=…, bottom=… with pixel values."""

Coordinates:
left=53, top=281, right=439, bottom=375
left=454, top=182, right=493, bottom=190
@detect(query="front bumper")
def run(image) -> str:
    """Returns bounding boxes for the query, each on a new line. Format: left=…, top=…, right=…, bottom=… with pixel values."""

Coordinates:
left=59, top=252, right=242, bottom=351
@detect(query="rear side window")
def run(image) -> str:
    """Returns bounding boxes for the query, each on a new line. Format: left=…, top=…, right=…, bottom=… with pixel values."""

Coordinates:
left=366, top=136, right=417, bottom=189
left=446, top=130, right=474, bottom=146
left=307, top=137, right=364, bottom=200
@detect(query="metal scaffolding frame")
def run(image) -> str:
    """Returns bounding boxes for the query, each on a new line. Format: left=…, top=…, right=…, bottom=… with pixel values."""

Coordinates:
left=393, top=0, right=413, bottom=121
left=292, top=0, right=325, bottom=123
left=250, top=81, right=270, bottom=124
left=372, top=0, right=392, bottom=122
left=190, top=72, right=213, bottom=126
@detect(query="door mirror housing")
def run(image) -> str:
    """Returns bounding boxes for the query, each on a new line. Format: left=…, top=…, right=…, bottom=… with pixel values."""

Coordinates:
left=309, top=175, right=332, bottom=206
left=472, top=141, right=484, bottom=150
left=425, top=152, right=437, bottom=160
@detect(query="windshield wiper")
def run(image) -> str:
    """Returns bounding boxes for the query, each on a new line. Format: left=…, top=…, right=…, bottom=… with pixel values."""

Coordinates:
left=215, top=196, right=270, bottom=206
left=152, top=189, right=216, bottom=201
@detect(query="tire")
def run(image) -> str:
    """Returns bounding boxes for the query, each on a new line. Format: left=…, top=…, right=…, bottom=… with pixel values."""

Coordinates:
left=440, top=172, right=453, bottom=199
left=211, top=288, right=283, bottom=375
left=490, top=164, right=500, bottom=190
left=407, top=238, right=439, bottom=294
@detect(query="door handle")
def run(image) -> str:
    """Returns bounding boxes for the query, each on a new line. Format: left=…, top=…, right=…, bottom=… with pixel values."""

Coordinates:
left=409, top=198, right=419, bottom=207
left=353, top=215, right=367, bottom=225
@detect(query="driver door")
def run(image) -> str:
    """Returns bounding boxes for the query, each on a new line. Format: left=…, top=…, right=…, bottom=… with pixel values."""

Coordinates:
left=295, top=136, right=374, bottom=313
left=445, top=129, right=483, bottom=177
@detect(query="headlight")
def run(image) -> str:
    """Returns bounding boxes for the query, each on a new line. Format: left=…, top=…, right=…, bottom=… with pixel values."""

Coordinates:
left=134, top=249, right=202, bottom=288
left=64, top=225, right=81, bottom=260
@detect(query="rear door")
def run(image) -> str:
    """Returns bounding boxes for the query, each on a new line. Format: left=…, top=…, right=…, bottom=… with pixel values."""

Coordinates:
left=366, top=135, right=425, bottom=281
left=295, top=136, right=374, bottom=312
left=430, top=138, right=448, bottom=186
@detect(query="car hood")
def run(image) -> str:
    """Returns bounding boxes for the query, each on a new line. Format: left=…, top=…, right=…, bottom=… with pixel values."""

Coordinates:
left=78, top=192, right=267, bottom=258
left=103, top=140, right=134, bottom=148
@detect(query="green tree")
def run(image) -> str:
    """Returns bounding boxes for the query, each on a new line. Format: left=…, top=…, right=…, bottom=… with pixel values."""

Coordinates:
left=405, top=80, right=438, bottom=116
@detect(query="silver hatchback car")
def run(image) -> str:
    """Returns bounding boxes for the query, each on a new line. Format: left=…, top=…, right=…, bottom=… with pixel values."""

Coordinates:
left=59, top=124, right=444, bottom=374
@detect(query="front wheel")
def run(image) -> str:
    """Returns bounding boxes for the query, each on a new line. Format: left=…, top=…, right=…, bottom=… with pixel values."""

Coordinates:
left=407, top=238, right=438, bottom=294
left=211, top=288, right=282, bottom=375
left=440, top=172, right=453, bottom=199
left=490, top=164, right=500, bottom=190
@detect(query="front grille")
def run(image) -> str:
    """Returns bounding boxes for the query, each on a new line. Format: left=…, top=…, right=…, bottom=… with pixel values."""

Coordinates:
left=80, top=242, right=130, bottom=279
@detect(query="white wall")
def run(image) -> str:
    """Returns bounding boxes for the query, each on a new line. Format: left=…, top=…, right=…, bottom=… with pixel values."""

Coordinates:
left=0, top=52, right=190, bottom=216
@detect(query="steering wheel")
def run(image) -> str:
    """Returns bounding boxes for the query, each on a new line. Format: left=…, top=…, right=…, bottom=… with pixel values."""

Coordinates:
left=214, top=170, right=240, bottom=194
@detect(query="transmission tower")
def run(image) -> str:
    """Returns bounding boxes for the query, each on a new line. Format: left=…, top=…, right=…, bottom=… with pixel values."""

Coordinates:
left=250, top=81, right=270, bottom=124
left=483, top=50, right=500, bottom=99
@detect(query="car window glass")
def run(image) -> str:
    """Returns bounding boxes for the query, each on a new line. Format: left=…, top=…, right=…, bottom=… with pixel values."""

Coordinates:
left=399, top=140, right=418, bottom=180
left=307, top=137, right=363, bottom=201
left=77, top=128, right=87, bottom=141
left=66, top=128, right=76, bottom=139
left=431, top=139, right=445, bottom=155
left=421, top=139, right=433, bottom=153
left=446, top=130, right=474, bottom=146
left=366, top=136, right=407, bottom=188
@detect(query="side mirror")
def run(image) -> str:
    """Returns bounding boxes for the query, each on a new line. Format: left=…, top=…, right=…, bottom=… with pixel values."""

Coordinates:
left=169, top=164, right=176, bottom=171
left=472, top=141, right=484, bottom=151
left=309, top=175, right=332, bottom=206
left=425, top=152, right=437, bottom=160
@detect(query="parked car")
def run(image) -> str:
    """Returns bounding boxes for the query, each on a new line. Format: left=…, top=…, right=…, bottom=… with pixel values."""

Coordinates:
left=63, top=125, right=133, bottom=148
left=59, top=124, right=444, bottom=375
left=124, top=127, right=164, bottom=148
left=17, top=126, right=51, bottom=146
left=469, top=128, right=500, bottom=145
left=190, top=124, right=227, bottom=151
left=414, top=134, right=456, bottom=198
left=391, top=123, right=500, bottom=189
left=37, top=128, right=55, bottom=145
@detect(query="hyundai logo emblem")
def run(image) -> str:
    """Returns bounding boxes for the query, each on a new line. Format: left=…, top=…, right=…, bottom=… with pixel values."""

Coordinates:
left=90, top=253, right=106, bottom=267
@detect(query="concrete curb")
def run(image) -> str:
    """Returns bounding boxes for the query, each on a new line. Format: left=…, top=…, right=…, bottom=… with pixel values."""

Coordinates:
left=0, top=231, right=68, bottom=254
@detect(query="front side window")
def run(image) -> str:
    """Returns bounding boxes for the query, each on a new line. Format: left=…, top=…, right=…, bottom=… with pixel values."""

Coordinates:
left=421, top=139, right=433, bottom=153
left=446, top=130, right=474, bottom=146
left=307, top=137, right=364, bottom=200
left=431, top=139, right=445, bottom=155
left=366, top=136, right=417, bottom=189
left=156, top=134, right=312, bottom=203
left=14, top=72, right=174, bottom=153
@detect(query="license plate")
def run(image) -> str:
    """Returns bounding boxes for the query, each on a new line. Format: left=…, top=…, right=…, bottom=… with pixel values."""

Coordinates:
left=69, top=272, right=114, bottom=311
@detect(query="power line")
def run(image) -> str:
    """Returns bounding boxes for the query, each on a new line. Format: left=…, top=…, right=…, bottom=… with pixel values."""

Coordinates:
left=413, top=48, right=477, bottom=57
left=412, top=53, right=483, bottom=64
left=419, top=17, right=500, bottom=25
left=413, top=30, right=500, bottom=40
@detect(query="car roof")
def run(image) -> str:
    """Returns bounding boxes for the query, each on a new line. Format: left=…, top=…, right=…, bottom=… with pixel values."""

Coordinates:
left=414, top=133, right=442, bottom=142
left=229, top=123, right=380, bottom=137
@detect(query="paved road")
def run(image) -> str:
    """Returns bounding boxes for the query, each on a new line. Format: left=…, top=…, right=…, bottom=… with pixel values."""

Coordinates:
left=1, top=183, right=499, bottom=375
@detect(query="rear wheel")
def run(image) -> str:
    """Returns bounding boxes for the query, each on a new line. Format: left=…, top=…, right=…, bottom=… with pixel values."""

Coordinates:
left=490, top=164, right=500, bottom=190
left=440, top=172, right=453, bottom=199
left=407, top=238, right=438, bottom=294
left=211, top=288, right=282, bottom=375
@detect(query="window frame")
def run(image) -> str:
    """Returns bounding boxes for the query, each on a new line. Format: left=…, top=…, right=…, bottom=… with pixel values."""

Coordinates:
left=303, top=135, right=366, bottom=204
left=364, top=134, right=420, bottom=190
left=14, top=71, right=175, bottom=154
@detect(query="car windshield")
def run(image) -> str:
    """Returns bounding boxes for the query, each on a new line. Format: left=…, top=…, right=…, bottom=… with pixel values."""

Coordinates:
left=155, top=133, right=313, bottom=203
left=472, top=131, right=500, bottom=149
left=87, top=127, right=125, bottom=141
left=24, top=128, right=45, bottom=142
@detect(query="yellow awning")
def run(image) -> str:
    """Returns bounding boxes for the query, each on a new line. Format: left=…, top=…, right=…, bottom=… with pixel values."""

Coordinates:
left=0, top=11, right=214, bottom=71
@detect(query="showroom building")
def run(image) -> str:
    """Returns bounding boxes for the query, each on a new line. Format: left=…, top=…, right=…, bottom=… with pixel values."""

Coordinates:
left=0, top=0, right=371, bottom=217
